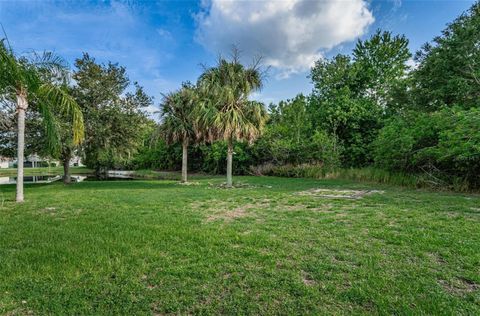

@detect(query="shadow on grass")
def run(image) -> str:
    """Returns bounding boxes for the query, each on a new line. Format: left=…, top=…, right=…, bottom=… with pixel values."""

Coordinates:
left=0, top=179, right=187, bottom=195
left=63, top=179, right=185, bottom=192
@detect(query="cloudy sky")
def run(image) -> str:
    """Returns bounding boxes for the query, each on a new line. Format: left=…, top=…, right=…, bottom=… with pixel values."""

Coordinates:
left=0, top=0, right=475, bottom=111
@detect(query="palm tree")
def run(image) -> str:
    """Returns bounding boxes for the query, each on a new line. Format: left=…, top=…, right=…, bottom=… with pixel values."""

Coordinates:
left=159, top=83, right=198, bottom=183
left=198, top=52, right=268, bottom=187
left=0, top=39, right=84, bottom=202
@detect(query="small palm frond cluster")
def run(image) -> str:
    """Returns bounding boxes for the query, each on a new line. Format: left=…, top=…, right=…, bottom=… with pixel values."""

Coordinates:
left=37, top=84, right=84, bottom=146
left=196, top=56, right=268, bottom=144
left=159, top=82, right=197, bottom=145
left=0, top=39, right=41, bottom=97
left=0, top=39, right=84, bottom=150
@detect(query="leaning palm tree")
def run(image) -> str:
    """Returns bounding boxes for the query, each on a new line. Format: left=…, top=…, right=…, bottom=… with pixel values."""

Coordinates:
left=0, top=39, right=84, bottom=202
left=159, top=83, right=198, bottom=183
left=197, top=52, right=268, bottom=187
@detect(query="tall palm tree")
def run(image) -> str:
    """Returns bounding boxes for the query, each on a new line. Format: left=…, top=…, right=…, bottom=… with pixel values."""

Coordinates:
left=198, top=53, right=268, bottom=187
left=159, top=83, right=198, bottom=183
left=0, top=39, right=84, bottom=202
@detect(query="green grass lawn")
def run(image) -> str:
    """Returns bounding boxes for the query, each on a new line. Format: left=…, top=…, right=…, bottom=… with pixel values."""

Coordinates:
left=0, top=176, right=479, bottom=315
left=0, top=167, right=93, bottom=177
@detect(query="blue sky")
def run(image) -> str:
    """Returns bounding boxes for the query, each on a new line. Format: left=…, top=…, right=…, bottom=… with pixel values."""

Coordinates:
left=0, top=0, right=476, bottom=112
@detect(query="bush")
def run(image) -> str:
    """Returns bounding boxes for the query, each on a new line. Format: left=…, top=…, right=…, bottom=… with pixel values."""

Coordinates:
left=200, top=141, right=255, bottom=175
left=373, top=107, right=480, bottom=190
left=250, top=163, right=328, bottom=178
left=249, top=163, right=452, bottom=190
left=131, top=140, right=181, bottom=171
left=132, top=139, right=257, bottom=175
left=373, top=112, right=441, bottom=172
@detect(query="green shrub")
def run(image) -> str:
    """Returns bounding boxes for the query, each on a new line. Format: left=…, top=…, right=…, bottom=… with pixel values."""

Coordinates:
left=250, top=162, right=477, bottom=192
left=200, top=141, right=255, bottom=175
left=373, top=107, right=480, bottom=190
left=250, top=163, right=327, bottom=178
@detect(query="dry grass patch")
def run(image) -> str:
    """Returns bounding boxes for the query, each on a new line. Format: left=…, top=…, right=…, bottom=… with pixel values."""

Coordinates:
left=301, top=270, right=316, bottom=286
left=205, top=206, right=251, bottom=222
left=439, top=277, right=480, bottom=296
left=279, top=202, right=333, bottom=213
left=192, top=199, right=269, bottom=222
left=192, top=197, right=338, bottom=223
left=296, top=188, right=384, bottom=199
left=207, top=182, right=272, bottom=189
left=177, top=181, right=201, bottom=186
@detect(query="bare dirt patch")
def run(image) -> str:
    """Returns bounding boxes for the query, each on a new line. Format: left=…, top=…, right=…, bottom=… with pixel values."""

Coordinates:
left=190, top=190, right=370, bottom=226
left=301, top=270, right=316, bottom=286
left=439, top=277, right=479, bottom=295
left=206, top=206, right=251, bottom=222
left=427, top=252, right=447, bottom=266
left=207, top=182, right=272, bottom=189
left=192, top=197, right=338, bottom=223
left=192, top=199, right=265, bottom=222
left=296, top=188, right=384, bottom=199
left=177, top=181, right=201, bottom=186
left=39, top=207, right=56, bottom=214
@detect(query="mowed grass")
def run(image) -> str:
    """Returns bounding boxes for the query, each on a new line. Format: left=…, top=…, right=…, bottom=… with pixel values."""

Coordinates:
left=0, top=176, right=479, bottom=315
left=0, top=167, right=93, bottom=177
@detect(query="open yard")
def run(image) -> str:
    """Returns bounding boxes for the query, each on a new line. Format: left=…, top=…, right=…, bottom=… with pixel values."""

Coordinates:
left=0, top=177, right=479, bottom=315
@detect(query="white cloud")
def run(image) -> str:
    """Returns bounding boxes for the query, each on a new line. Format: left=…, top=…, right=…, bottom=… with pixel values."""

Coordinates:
left=406, top=57, right=418, bottom=70
left=195, top=0, right=374, bottom=77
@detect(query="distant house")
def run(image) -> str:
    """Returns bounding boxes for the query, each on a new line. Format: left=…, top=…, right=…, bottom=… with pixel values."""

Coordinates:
left=26, top=153, right=42, bottom=168
left=0, top=156, right=14, bottom=168
left=1, top=154, right=60, bottom=168
left=0, top=154, right=83, bottom=168
left=70, top=155, right=84, bottom=167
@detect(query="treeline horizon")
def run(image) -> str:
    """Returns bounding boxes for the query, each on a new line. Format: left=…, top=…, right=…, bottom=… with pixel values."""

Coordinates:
left=1, top=2, right=479, bottom=191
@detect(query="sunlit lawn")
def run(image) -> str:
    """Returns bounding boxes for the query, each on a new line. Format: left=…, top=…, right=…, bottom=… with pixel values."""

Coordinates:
left=0, top=176, right=479, bottom=314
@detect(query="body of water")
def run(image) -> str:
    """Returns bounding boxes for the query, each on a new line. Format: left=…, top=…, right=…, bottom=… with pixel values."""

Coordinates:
left=0, top=171, right=135, bottom=185
left=0, top=175, right=62, bottom=185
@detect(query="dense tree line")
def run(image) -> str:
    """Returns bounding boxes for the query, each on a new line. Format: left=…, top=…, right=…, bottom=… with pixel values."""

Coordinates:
left=136, top=3, right=480, bottom=190
left=2, top=2, right=479, bottom=193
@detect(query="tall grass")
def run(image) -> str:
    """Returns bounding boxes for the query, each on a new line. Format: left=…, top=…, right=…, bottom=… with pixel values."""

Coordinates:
left=328, top=167, right=418, bottom=187
left=250, top=164, right=475, bottom=192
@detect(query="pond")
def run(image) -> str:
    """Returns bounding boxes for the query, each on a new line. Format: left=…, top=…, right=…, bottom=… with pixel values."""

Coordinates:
left=0, top=173, right=135, bottom=185
left=0, top=175, right=62, bottom=185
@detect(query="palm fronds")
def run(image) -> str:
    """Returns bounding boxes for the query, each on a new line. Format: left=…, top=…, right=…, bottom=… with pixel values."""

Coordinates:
left=0, top=38, right=84, bottom=146
left=37, top=84, right=85, bottom=145
left=196, top=55, right=268, bottom=144
left=158, top=83, right=198, bottom=145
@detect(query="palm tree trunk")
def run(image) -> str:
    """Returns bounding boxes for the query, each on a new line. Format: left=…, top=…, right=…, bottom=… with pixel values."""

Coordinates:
left=61, top=149, right=72, bottom=184
left=181, top=140, right=188, bottom=183
left=16, top=92, right=28, bottom=203
left=226, top=140, right=233, bottom=188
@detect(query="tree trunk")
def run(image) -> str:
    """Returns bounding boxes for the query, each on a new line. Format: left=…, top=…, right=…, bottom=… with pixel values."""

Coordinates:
left=61, top=149, right=72, bottom=184
left=226, top=140, right=233, bottom=188
left=181, top=140, right=188, bottom=183
left=16, top=92, right=28, bottom=203
left=63, top=159, right=71, bottom=184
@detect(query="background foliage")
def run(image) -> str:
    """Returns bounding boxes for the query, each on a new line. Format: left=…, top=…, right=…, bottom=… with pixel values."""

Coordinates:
left=1, top=2, right=479, bottom=191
